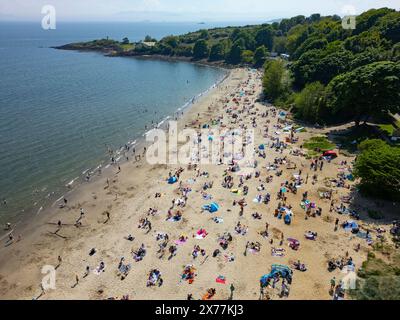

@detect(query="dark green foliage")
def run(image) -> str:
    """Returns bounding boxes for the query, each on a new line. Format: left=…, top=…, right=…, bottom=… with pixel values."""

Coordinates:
left=327, top=61, right=400, bottom=125
left=263, top=59, right=288, bottom=102
left=377, top=11, right=400, bottom=43
left=294, top=82, right=327, bottom=123
left=209, top=42, right=226, bottom=61
left=193, top=40, right=209, bottom=60
left=354, top=7, right=396, bottom=35
left=292, top=37, right=328, bottom=60
left=226, top=41, right=244, bottom=64
left=144, top=35, right=157, bottom=42
left=255, top=26, right=274, bottom=51
left=253, top=46, right=268, bottom=67
left=354, top=139, right=400, bottom=200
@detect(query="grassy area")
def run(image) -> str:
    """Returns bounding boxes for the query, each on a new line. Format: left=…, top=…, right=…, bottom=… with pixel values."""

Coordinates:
left=303, top=136, right=335, bottom=157
left=120, top=43, right=135, bottom=51
left=379, top=124, right=395, bottom=136
left=349, top=251, right=400, bottom=300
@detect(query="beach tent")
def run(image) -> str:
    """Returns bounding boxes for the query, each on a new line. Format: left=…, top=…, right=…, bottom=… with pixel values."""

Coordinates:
left=202, top=202, right=219, bottom=213
left=258, top=144, right=265, bottom=150
left=260, top=264, right=293, bottom=287
left=168, top=176, right=178, bottom=184
left=323, top=150, right=338, bottom=158
left=343, top=220, right=358, bottom=232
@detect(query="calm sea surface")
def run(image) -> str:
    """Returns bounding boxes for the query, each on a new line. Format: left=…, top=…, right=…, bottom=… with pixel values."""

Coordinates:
left=0, top=22, right=235, bottom=226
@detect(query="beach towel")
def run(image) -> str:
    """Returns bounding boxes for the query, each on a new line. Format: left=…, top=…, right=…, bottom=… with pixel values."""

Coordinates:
left=119, top=264, right=131, bottom=274
left=175, top=239, right=187, bottom=245
left=195, top=229, right=208, bottom=239
left=202, top=193, right=212, bottom=200
left=216, top=275, right=226, bottom=284
left=212, top=217, right=224, bottom=224
left=248, top=248, right=260, bottom=254
left=93, top=266, right=105, bottom=275
left=231, top=189, right=241, bottom=194
left=271, top=248, right=285, bottom=257
left=167, top=216, right=182, bottom=222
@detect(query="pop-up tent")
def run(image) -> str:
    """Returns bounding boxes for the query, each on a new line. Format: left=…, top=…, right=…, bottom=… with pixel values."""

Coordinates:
left=343, top=220, right=359, bottom=232
left=168, top=176, right=178, bottom=184
left=260, top=264, right=293, bottom=287
left=202, top=202, right=220, bottom=213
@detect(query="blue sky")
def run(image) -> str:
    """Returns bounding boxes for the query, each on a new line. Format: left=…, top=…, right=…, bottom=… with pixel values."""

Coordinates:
left=0, top=0, right=399, bottom=22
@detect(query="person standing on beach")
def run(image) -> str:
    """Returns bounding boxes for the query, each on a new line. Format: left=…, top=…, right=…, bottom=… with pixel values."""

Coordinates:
left=84, top=266, right=90, bottom=278
left=330, top=277, right=336, bottom=292
left=56, top=255, right=62, bottom=269
left=335, top=218, right=339, bottom=231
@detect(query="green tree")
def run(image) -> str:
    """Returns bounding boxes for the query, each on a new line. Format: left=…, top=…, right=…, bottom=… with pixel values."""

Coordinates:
left=241, top=50, right=254, bottom=64
left=327, top=61, right=400, bottom=125
left=193, top=40, right=209, bottom=59
left=253, top=46, right=268, bottom=67
left=273, top=36, right=287, bottom=54
left=226, top=41, right=244, bottom=64
left=255, top=26, right=274, bottom=51
left=378, top=11, right=400, bottom=43
left=209, top=42, right=225, bottom=61
left=292, top=37, right=328, bottom=60
left=163, top=36, right=179, bottom=48
left=122, top=37, right=129, bottom=44
left=294, top=82, right=327, bottom=123
left=144, top=35, right=156, bottom=42
left=392, top=43, right=400, bottom=61
left=354, top=139, right=400, bottom=200
left=354, top=7, right=395, bottom=35
left=263, top=59, right=286, bottom=101
left=286, top=24, right=309, bottom=54
left=199, top=29, right=210, bottom=40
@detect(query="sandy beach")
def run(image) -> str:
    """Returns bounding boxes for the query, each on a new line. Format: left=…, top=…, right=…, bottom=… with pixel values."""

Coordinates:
left=0, top=67, right=396, bottom=300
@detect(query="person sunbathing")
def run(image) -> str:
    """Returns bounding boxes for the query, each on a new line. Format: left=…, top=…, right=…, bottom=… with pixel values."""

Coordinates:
left=252, top=212, right=262, bottom=220
left=132, top=244, right=146, bottom=262
left=125, top=234, right=135, bottom=241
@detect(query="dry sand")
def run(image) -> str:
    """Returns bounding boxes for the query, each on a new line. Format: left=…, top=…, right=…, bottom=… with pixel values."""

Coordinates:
left=0, top=68, right=396, bottom=300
